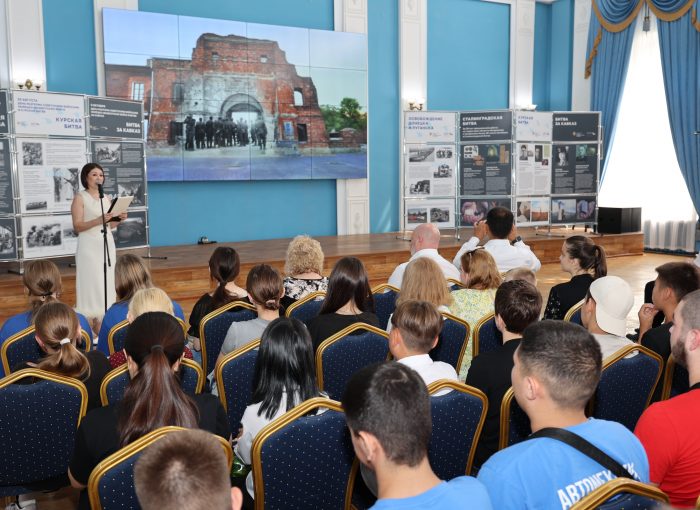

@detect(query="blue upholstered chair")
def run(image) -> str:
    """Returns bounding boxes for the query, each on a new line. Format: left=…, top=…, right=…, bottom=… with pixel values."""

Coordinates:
left=427, top=380, right=487, bottom=479
left=200, top=301, right=256, bottom=376
left=447, top=278, right=464, bottom=292
left=370, top=284, right=398, bottom=330
left=252, top=398, right=355, bottom=510
left=2, top=328, right=94, bottom=375
left=474, top=313, right=502, bottom=357
left=215, top=339, right=260, bottom=431
left=661, top=355, right=689, bottom=400
left=590, top=345, right=662, bottom=431
left=285, top=291, right=325, bottom=324
left=0, top=369, right=87, bottom=497
left=100, top=359, right=204, bottom=406
left=87, top=426, right=232, bottom=510
left=316, top=323, right=389, bottom=400
left=429, top=313, right=470, bottom=371
left=568, top=478, right=668, bottom=510
left=108, top=318, right=188, bottom=355
left=564, top=299, right=585, bottom=325
left=499, top=387, right=531, bottom=449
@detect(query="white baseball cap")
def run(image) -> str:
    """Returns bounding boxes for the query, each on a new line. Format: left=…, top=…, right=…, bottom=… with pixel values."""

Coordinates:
left=589, top=276, right=634, bottom=337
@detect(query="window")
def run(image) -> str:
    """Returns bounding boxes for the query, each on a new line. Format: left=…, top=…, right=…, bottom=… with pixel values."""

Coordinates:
left=297, top=123, right=308, bottom=142
left=293, top=89, right=304, bottom=106
left=172, top=83, right=184, bottom=104
left=130, top=82, right=144, bottom=101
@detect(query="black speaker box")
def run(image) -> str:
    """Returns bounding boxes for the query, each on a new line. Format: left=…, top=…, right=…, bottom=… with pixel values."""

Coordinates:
left=597, top=207, right=641, bottom=234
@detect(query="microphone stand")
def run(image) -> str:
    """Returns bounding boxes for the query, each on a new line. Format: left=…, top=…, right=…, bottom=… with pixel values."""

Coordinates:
left=98, top=184, right=110, bottom=314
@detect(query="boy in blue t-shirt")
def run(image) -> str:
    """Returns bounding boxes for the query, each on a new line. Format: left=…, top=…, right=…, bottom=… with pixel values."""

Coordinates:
left=477, top=321, right=650, bottom=509
left=342, top=361, right=492, bottom=510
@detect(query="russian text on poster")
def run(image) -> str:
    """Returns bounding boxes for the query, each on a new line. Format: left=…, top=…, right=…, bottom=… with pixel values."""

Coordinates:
left=88, top=97, right=144, bottom=139
left=551, top=144, right=598, bottom=195
left=459, top=111, right=512, bottom=142
left=13, top=91, right=86, bottom=137
left=405, top=144, right=456, bottom=198
left=459, top=143, right=511, bottom=196
left=404, top=112, right=457, bottom=144
left=552, top=113, right=600, bottom=142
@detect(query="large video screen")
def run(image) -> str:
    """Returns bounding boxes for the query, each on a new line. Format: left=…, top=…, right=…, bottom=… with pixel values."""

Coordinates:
left=102, top=9, right=368, bottom=181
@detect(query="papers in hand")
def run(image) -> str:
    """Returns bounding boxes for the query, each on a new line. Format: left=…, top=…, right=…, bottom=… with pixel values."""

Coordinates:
left=107, top=196, right=134, bottom=216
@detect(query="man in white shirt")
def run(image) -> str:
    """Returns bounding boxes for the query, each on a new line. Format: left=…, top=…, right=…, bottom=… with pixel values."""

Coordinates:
left=388, top=223, right=460, bottom=288
left=452, top=206, right=541, bottom=273
left=580, top=275, right=635, bottom=359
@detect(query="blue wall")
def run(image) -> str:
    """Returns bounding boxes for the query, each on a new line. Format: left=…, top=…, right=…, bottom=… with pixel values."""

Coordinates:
left=427, top=0, right=510, bottom=110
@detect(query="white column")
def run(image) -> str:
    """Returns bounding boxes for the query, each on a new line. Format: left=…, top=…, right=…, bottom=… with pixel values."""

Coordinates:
left=4, top=0, right=46, bottom=90
left=334, top=0, right=370, bottom=235
left=571, top=0, right=592, bottom=110
left=399, top=0, right=427, bottom=110
left=511, top=0, right=536, bottom=108
left=94, top=0, right=138, bottom=96
left=0, top=0, right=10, bottom=89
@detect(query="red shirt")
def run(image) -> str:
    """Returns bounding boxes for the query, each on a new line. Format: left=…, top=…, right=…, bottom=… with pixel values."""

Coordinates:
left=635, top=384, right=700, bottom=507
left=108, top=346, right=194, bottom=369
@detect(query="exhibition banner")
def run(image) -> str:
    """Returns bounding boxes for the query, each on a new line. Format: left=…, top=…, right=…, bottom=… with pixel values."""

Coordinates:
left=405, top=144, right=456, bottom=198
left=88, top=97, right=143, bottom=139
left=515, top=143, right=551, bottom=196
left=13, top=91, right=86, bottom=137
left=21, top=214, right=77, bottom=259
left=515, top=196, right=550, bottom=226
left=404, top=199, right=455, bottom=231
left=92, top=141, right=146, bottom=208
left=0, top=139, right=14, bottom=215
left=552, top=113, right=600, bottom=142
left=550, top=195, right=597, bottom=224
left=459, top=143, right=511, bottom=196
left=459, top=111, right=513, bottom=142
left=0, top=217, right=17, bottom=260
left=0, top=90, right=8, bottom=135
left=459, top=197, right=512, bottom=227
left=404, top=112, right=457, bottom=144
left=115, top=210, right=148, bottom=248
left=514, top=111, right=552, bottom=142
left=551, top=144, right=598, bottom=195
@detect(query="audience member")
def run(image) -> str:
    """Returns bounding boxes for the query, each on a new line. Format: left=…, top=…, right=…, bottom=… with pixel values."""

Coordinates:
left=466, top=280, right=542, bottom=469
left=635, top=289, right=700, bottom=507
left=342, top=362, right=492, bottom=509
left=580, top=276, right=635, bottom=359
left=503, top=266, right=537, bottom=287
left=306, top=257, right=379, bottom=352
left=69, top=312, right=230, bottom=510
left=281, top=235, right=328, bottom=309
left=452, top=207, right=541, bottom=273
left=543, top=236, right=607, bottom=320
left=134, top=429, right=243, bottom=510
left=388, top=223, right=459, bottom=288
left=478, top=321, right=649, bottom=508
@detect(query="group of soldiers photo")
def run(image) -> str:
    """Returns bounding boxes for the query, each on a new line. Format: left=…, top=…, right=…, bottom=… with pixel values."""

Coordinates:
left=183, top=114, right=268, bottom=152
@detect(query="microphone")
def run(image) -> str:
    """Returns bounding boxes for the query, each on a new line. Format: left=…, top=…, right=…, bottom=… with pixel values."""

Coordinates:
left=97, top=183, right=104, bottom=198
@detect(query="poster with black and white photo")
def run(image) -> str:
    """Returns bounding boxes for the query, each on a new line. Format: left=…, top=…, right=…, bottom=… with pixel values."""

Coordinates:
left=515, top=111, right=552, bottom=142
left=114, top=210, right=148, bottom=249
left=515, top=143, right=551, bottom=196
left=88, top=97, right=143, bottom=139
left=459, top=143, right=511, bottom=195
left=0, top=138, right=15, bottom=215
left=0, top=217, right=17, bottom=260
left=17, top=138, right=87, bottom=213
left=92, top=141, right=146, bottom=208
left=459, top=111, right=512, bottom=142
left=550, top=195, right=597, bottom=224
left=404, top=112, right=456, bottom=143
left=459, top=197, right=512, bottom=227
left=515, top=197, right=550, bottom=226
left=0, top=90, right=8, bottom=135
left=552, top=113, right=600, bottom=142
left=405, top=144, right=456, bottom=197
left=13, top=90, right=85, bottom=137
left=404, top=199, right=455, bottom=230
left=551, top=144, right=598, bottom=195
left=21, top=214, right=77, bottom=259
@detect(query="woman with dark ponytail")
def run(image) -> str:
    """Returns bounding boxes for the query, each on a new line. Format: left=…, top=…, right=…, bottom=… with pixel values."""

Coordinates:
left=68, top=312, right=230, bottom=510
left=543, top=236, right=608, bottom=320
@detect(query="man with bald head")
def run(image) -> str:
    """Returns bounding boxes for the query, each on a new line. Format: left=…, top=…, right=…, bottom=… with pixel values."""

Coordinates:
left=388, top=223, right=460, bottom=288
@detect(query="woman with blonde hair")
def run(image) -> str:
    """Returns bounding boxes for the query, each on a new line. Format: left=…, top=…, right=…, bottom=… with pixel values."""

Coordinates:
left=281, top=235, right=328, bottom=309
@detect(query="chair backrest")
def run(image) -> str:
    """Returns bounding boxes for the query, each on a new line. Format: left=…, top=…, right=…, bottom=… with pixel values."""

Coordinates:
left=473, top=313, right=502, bottom=357
left=569, top=478, right=669, bottom=510
left=100, top=359, right=204, bottom=406
left=564, top=299, right=585, bottom=325
left=370, top=284, right=399, bottom=330
left=426, top=380, right=487, bottom=479
left=661, top=355, right=689, bottom=400
left=1, top=326, right=41, bottom=375
left=499, top=387, right=531, bottom=449
left=108, top=318, right=188, bottom=356
left=285, top=291, right=326, bottom=323
left=429, top=312, right=470, bottom=371
left=215, top=339, right=260, bottom=431
left=447, top=278, right=464, bottom=292
left=87, top=426, right=233, bottom=510
left=80, top=329, right=92, bottom=353
left=590, top=345, right=662, bottom=431
left=316, top=323, right=389, bottom=400
left=0, top=369, right=87, bottom=489
left=200, top=301, right=257, bottom=376
left=252, top=398, right=355, bottom=510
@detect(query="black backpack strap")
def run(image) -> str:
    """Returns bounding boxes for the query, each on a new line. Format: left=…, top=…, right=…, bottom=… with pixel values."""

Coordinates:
left=529, top=427, right=633, bottom=479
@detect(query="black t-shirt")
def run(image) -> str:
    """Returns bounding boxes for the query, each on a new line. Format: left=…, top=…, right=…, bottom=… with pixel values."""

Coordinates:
left=306, top=311, right=381, bottom=353
left=642, top=321, right=673, bottom=402
left=543, top=274, right=594, bottom=320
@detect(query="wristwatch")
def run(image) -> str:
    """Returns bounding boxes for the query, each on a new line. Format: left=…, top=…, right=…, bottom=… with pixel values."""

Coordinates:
left=512, top=236, right=522, bottom=245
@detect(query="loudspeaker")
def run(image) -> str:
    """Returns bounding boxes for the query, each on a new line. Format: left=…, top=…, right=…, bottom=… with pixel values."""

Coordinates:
left=597, top=207, right=641, bottom=234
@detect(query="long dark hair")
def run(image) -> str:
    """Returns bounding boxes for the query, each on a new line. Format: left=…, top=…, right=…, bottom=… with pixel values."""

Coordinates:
left=251, top=317, right=320, bottom=420
left=319, top=257, right=374, bottom=315
left=564, top=236, right=607, bottom=279
left=209, top=247, right=241, bottom=309
left=117, top=312, right=199, bottom=447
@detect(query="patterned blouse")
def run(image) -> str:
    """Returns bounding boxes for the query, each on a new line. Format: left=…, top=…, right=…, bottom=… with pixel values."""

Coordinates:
left=283, top=276, right=329, bottom=301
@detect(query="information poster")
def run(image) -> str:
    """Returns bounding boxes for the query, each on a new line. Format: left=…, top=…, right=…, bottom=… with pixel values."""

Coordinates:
left=115, top=210, right=148, bottom=249
left=0, top=90, right=8, bottom=135
left=92, top=141, right=146, bottom=208
left=459, top=111, right=512, bottom=142
left=13, top=91, right=85, bottom=137
left=515, top=111, right=552, bottom=141
left=552, top=144, right=598, bottom=195
left=551, top=195, right=597, bottom=224
left=405, top=144, right=456, bottom=198
left=404, top=112, right=456, bottom=143
left=0, top=139, right=14, bottom=215
left=21, top=214, right=77, bottom=259
left=459, top=143, right=511, bottom=195
left=515, top=197, right=550, bottom=226
left=552, top=113, right=600, bottom=142
left=88, top=97, right=143, bottom=139
left=405, top=199, right=455, bottom=230
left=515, top=143, right=551, bottom=196
left=0, top=217, right=17, bottom=260
left=17, top=138, right=87, bottom=213
left=459, top=197, right=512, bottom=227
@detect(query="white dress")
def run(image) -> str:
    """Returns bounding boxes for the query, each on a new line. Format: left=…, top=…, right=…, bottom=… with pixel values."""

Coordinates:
left=75, top=190, right=116, bottom=319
